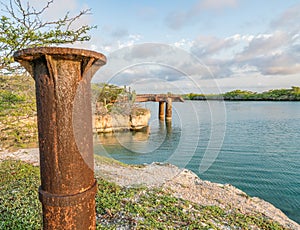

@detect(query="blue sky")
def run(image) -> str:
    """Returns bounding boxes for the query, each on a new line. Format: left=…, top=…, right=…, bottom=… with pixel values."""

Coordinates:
left=15, top=0, right=300, bottom=93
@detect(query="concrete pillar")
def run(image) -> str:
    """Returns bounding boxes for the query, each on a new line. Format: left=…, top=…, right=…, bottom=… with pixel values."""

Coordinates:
left=159, top=101, right=165, bottom=120
left=165, top=97, right=172, bottom=121
left=14, top=47, right=106, bottom=230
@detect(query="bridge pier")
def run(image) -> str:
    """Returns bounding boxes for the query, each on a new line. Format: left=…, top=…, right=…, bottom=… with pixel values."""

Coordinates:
left=158, top=98, right=173, bottom=121
left=159, top=101, right=165, bottom=120
left=135, top=94, right=183, bottom=122
left=165, top=98, right=172, bottom=121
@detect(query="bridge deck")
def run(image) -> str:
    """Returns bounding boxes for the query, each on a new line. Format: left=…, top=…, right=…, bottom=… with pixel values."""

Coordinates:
left=135, top=94, right=184, bottom=102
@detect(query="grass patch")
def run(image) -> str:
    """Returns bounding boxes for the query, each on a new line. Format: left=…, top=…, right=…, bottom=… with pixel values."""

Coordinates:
left=0, top=160, right=42, bottom=229
left=0, top=160, right=286, bottom=229
left=94, top=154, right=128, bottom=167
left=96, top=178, right=285, bottom=229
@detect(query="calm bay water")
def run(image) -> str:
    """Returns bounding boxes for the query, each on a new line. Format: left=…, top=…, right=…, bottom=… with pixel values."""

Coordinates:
left=94, top=101, right=300, bottom=224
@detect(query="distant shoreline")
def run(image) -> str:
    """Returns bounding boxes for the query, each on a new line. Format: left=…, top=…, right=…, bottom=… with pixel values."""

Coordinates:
left=185, top=98, right=300, bottom=102
left=182, top=87, right=300, bottom=101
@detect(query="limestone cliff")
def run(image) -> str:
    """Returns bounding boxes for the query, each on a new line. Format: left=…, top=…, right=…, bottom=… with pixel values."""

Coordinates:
left=93, top=107, right=151, bottom=133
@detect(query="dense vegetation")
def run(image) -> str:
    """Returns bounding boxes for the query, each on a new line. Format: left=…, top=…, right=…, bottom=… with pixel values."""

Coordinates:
left=92, top=83, right=137, bottom=115
left=0, top=160, right=286, bottom=229
left=184, top=87, right=300, bottom=101
left=0, top=74, right=37, bottom=149
left=92, top=83, right=135, bottom=105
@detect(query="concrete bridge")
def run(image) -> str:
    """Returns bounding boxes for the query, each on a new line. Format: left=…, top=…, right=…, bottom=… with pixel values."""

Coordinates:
left=135, top=94, right=184, bottom=121
left=135, top=94, right=184, bottom=103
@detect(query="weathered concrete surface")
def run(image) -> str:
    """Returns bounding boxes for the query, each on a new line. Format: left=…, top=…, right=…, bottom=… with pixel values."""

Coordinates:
left=93, top=108, right=150, bottom=133
left=165, top=97, right=172, bottom=120
left=159, top=101, right=165, bottom=120
left=130, top=108, right=151, bottom=130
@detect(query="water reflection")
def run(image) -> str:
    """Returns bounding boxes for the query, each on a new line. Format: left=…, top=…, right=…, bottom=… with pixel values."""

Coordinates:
left=93, top=119, right=182, bottom=163
left=97, top=126, right=150, bottom=145
left=165, top=120, right=172, bottom=135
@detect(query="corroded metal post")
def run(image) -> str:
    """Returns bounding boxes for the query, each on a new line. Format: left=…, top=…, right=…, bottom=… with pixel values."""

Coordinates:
left=14, top=47, right=106, bottom=230
left=158, top=101, right=165, bottom=120
left=165, top=97, right=172, bottom=121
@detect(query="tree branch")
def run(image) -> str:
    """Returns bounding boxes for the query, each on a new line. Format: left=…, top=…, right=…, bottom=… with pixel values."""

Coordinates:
left=0, top=0, right=95, bottom=74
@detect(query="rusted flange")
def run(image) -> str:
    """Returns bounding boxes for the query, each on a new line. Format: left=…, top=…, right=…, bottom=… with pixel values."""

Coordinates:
left=13, top=47, right=107, bottom=76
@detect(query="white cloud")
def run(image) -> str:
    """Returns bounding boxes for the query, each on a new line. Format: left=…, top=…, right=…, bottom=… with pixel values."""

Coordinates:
left=184, top=27, right=299, bottom=83
left=129, top=34, right=142, bottom=41
left=234, top=31, right=300, bottom=76
left=162, top=1, right=300, bottom=91
left=292, top=34, right=300, bottom=42
left=31, top=0, right=79, bottom=20
left=87, top=1, right=300, bottom=93
left=117, top=34, right=142, bottom=49
left=191, top=35, right=238, bottom=58
left=92, top=43, right=216, bottom=86
left=235, top=31, right=289, bottom=62
left=29, top=0, right=93, bottom=32
left=88, top=33, right=142, bottom=53
left=254, top=54, right=300, bottom=75
left=173, top=39, right=194, bottom=50
left=271, top=3, right=300, bottom=32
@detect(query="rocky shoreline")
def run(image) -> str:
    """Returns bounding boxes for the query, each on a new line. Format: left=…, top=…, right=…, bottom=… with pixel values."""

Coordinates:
left=0, top=148, right=299, bottom=229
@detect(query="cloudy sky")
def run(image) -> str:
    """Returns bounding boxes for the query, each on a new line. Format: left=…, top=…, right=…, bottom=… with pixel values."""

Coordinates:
left=15, top=0, right=300, bottom=93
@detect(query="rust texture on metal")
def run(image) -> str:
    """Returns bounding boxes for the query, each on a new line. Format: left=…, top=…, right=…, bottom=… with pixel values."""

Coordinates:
left=14, top=47, right=106, bottom=230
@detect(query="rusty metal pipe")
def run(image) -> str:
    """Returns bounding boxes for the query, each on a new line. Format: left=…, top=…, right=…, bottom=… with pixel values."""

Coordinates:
left=14, top=47, right=106, bottom=230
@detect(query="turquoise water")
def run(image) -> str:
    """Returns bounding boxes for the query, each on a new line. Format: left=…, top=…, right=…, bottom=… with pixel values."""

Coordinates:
left=94, top=101, right=300, bottom=224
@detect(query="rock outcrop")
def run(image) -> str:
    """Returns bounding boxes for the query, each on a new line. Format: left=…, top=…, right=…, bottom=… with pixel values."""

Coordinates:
left=93, top=108, right=151, bottom=133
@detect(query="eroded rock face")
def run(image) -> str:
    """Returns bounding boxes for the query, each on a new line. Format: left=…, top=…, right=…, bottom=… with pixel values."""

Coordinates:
left=130, top=108, right=151, bottom=130
left=93, top=108, right=151, bottom=133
